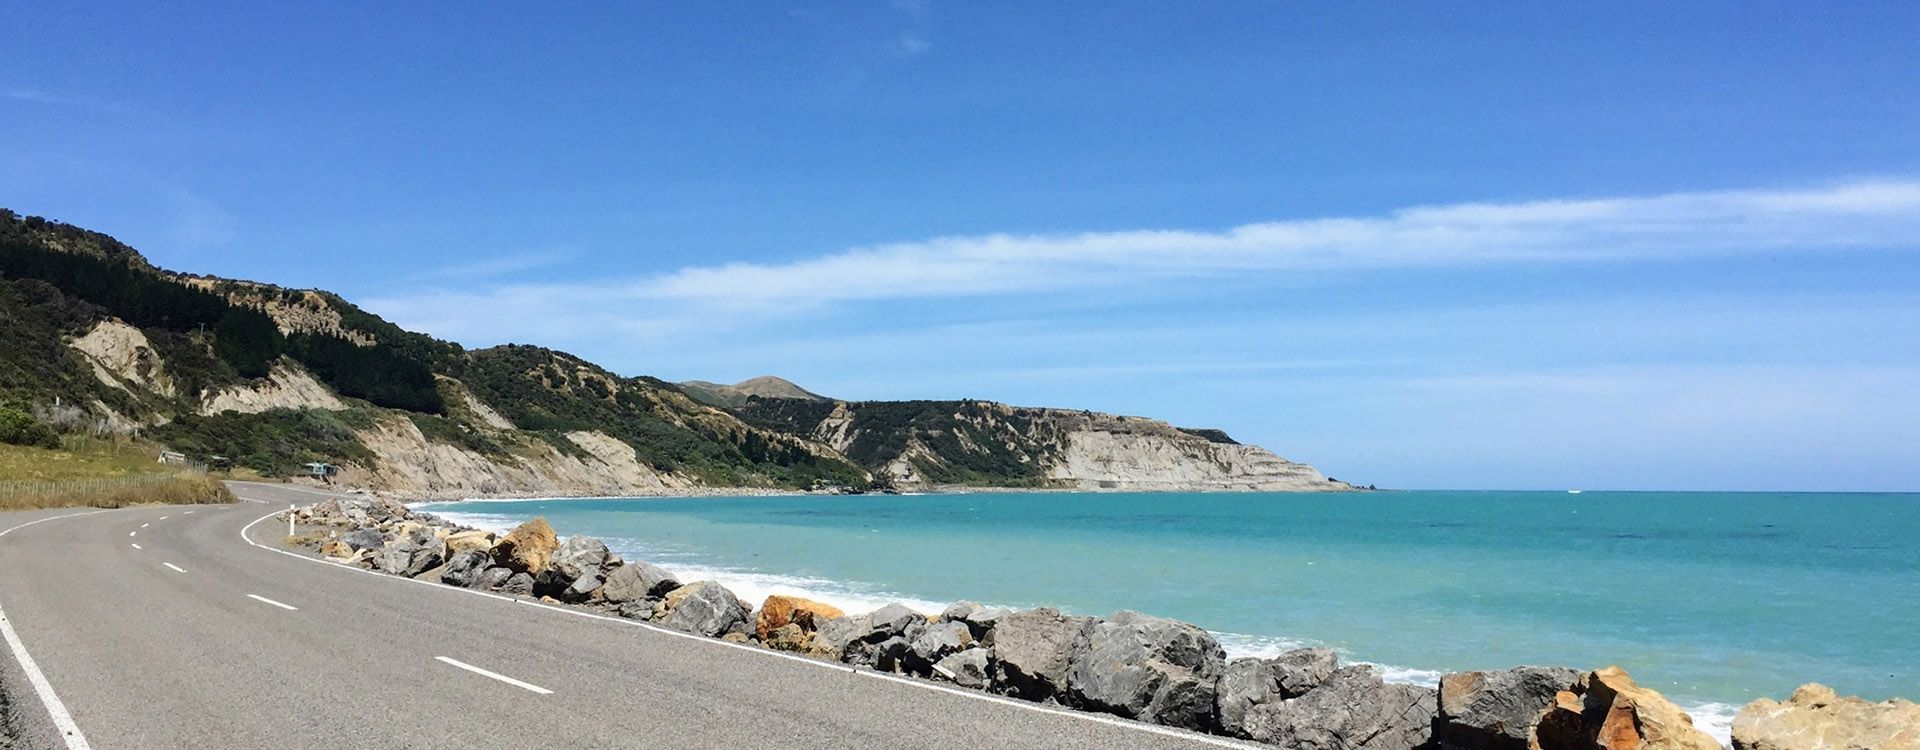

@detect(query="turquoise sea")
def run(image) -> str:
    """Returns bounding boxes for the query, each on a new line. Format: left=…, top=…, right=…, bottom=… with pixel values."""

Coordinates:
left=416, top=490, right=1919, bottom=739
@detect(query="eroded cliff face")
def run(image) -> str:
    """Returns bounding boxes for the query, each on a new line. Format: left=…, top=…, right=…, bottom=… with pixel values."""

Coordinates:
left=759, top=399, right=1351, bottom=492
left=1032, top=410, right=1346, bottom=492
left=341, top=416, right=692, bottom=499
left=199, top=362, right=347, bottom=415
left=1044, top=423, right=1340, bottom=491
left=71, top=318, right=173, bottom=399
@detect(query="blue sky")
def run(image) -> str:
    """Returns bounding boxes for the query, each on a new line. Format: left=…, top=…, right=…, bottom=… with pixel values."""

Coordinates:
left=5, top=3, right=1918, bottom=491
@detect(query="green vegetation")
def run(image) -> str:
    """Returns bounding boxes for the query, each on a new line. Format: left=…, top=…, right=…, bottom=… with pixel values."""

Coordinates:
left=461, top=345, right=867, bottom=488
left=0, top=406, right=60, bottom=448
left=1, top=219, right=283, bottom=378
left=0, top=278, right=141, bottom=414
left=149, top=408, right=375, bottom=477
left=287, top=333, right=444, bottom=413
left=1177, top=427, right=1239, bottom=444
left=0, top=438, right=234, bottom=510
left=3, top=208, right=1132, bottom=493
left=736, top=398, right=1057, bottom=486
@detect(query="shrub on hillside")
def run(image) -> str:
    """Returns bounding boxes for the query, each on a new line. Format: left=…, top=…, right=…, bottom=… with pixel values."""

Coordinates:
left=0, top=406, right=60, bottom=448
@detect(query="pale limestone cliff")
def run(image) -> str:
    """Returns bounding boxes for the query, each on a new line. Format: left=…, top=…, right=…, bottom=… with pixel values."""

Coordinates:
left=792, top=400, right=1349, bottom=492
left=339, top=416, right=691, bottom=499
left=1045, top=424, right=1339, bottom=491
left=199, top=362, right=348, bottom=415
left=1040, top=412, right=1344, bottom=492
left=70, top=318, right=173, bottom=397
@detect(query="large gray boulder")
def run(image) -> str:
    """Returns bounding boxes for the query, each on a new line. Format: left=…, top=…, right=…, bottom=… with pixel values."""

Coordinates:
left=866, top=603, right=924, bottom=641
left=940, top=600, right=981, bottom=622
left=907, top=620, right=975, bottom=674
left=1242, top=665, right=1438, bottom=750
left=806, top=615, right=872, bottom=663
left=654, top=581, right=750, bottom=638
left=560, top=572, right=603, bottom=602
left=438, top=550, right=491, bottom=588
left=988, top=607, right=1094, bottom=702
left=374, top=541, right=442, bottom=578
left=598, top=561, right=680, bottom=603
left=472, top=566, right=514, bottom=591
left=936, top=647, right=993, bottom=690
left=1219, top=648, right=1341, bottom=738
left=941, top=601, right=1011, bottom=642
left=1065, top=610, right=1226, bottom=732
left=873, top=636, right=914, bottom=673
left=1438, top=666, right=1582, bottom=750
left=499, top=572, right=535, bottom=596
left=342, top=528, right=385, bottom=552
left=546, top=536, right=610, bottom=580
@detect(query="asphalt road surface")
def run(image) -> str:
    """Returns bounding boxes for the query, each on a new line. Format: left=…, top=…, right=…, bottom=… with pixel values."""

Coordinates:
left=0, top=482, right=1255, bottom=749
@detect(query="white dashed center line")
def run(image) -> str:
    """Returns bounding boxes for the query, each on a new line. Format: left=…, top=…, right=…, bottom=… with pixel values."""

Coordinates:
left=130, top=543, right=141, bottom=550
left=162, top=563, right=186, bottom=573
left=158, top=516, right=168, bottom=520
left=246, top=594, right=297, bottom=611
left=140, top=523, right=149, bottom=528
left=183, top=511, right=195, bottom=515
left=434, top=656, right=553, bottom=695
left=127, top=531, right=135, bottom=537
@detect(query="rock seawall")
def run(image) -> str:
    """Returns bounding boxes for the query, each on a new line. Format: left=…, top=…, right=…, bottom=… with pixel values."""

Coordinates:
left=270, top=496, right=1920, bottom=749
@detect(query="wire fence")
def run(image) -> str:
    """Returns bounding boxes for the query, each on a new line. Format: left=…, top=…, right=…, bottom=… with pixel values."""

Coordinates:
left=0, top=472, right=200, bottom=498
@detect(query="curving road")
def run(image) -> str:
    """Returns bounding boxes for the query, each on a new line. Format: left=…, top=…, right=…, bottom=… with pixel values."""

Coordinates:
left=0, top=482, right=1251, bottom=749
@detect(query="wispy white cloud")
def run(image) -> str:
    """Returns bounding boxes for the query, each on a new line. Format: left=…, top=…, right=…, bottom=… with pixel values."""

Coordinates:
left=5, top=87, right=132, bottom=115
left=404, top=250, right=574, bottom=282
left=363, top=179, right=1920, bottom=345
left=894, top=33, right=932, bottom=56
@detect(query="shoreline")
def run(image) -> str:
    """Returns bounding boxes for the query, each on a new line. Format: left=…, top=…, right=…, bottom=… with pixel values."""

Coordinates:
left=421, top=500, right=1747, bottom=743
left=290, top=493, right=1920, bottom=749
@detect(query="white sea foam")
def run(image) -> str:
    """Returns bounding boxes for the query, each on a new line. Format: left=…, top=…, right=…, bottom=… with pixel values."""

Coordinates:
left=1685, top=702, right=1738, bottom=748
left=429, top=508, right=1736, bottom=748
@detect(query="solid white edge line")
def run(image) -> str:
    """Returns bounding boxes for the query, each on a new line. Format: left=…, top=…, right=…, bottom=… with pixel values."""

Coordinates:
left=245, top=594, right=298, bottom=611
left=237, top=510, right=1257, bottom=749
left=0, top=511, right=107, bottom=750
left=434, top=656, right=553, bottom=694
left=162, top=563, right=186, bottom=573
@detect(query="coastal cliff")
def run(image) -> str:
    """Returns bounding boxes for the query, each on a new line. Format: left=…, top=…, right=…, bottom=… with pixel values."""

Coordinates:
left=2, top=209, right=1354, bottom=497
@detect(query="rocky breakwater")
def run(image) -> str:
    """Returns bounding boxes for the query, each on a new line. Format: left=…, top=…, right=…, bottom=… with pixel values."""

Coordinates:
left=282, top=497, right=1911, bottom=750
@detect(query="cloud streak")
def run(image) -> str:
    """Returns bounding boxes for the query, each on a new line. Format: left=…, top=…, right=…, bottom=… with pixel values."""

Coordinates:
left=364, top=179, right=1920, bottom=344
left=5, top=87, right=133, bottom=115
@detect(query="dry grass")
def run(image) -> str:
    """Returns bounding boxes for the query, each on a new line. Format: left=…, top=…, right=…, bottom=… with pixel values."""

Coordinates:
left=283, top=530, right=332, bottom=548
left=0, top=440, right=234, bottom=511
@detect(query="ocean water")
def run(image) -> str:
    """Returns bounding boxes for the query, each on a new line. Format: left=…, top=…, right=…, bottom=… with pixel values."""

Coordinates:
left=416, top=490, right=1920, bottom=741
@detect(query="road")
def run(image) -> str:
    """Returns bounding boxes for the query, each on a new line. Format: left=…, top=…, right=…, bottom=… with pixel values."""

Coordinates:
left=0, top=483, right=1253, bottom=749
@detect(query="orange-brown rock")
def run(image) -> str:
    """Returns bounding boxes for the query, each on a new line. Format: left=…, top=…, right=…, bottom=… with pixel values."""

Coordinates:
left=756, top=595, right=846, bottom=640
left=319, top=538, right=354, bottom=559
left=443, top=529, right=494, bottom=558
left=1531, top=666, right=1721, bottom=750
left=490, top=518, right=558, bottom=574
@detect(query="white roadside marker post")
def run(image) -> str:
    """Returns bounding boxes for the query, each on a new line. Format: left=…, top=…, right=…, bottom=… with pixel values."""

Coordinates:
left=287, top=504, right=295, bottom=537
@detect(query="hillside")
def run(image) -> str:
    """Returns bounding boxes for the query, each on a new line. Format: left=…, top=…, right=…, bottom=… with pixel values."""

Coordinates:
left=678, top=376, right=827, bottom=408
left=0, top=209, right=1353, bottom=496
